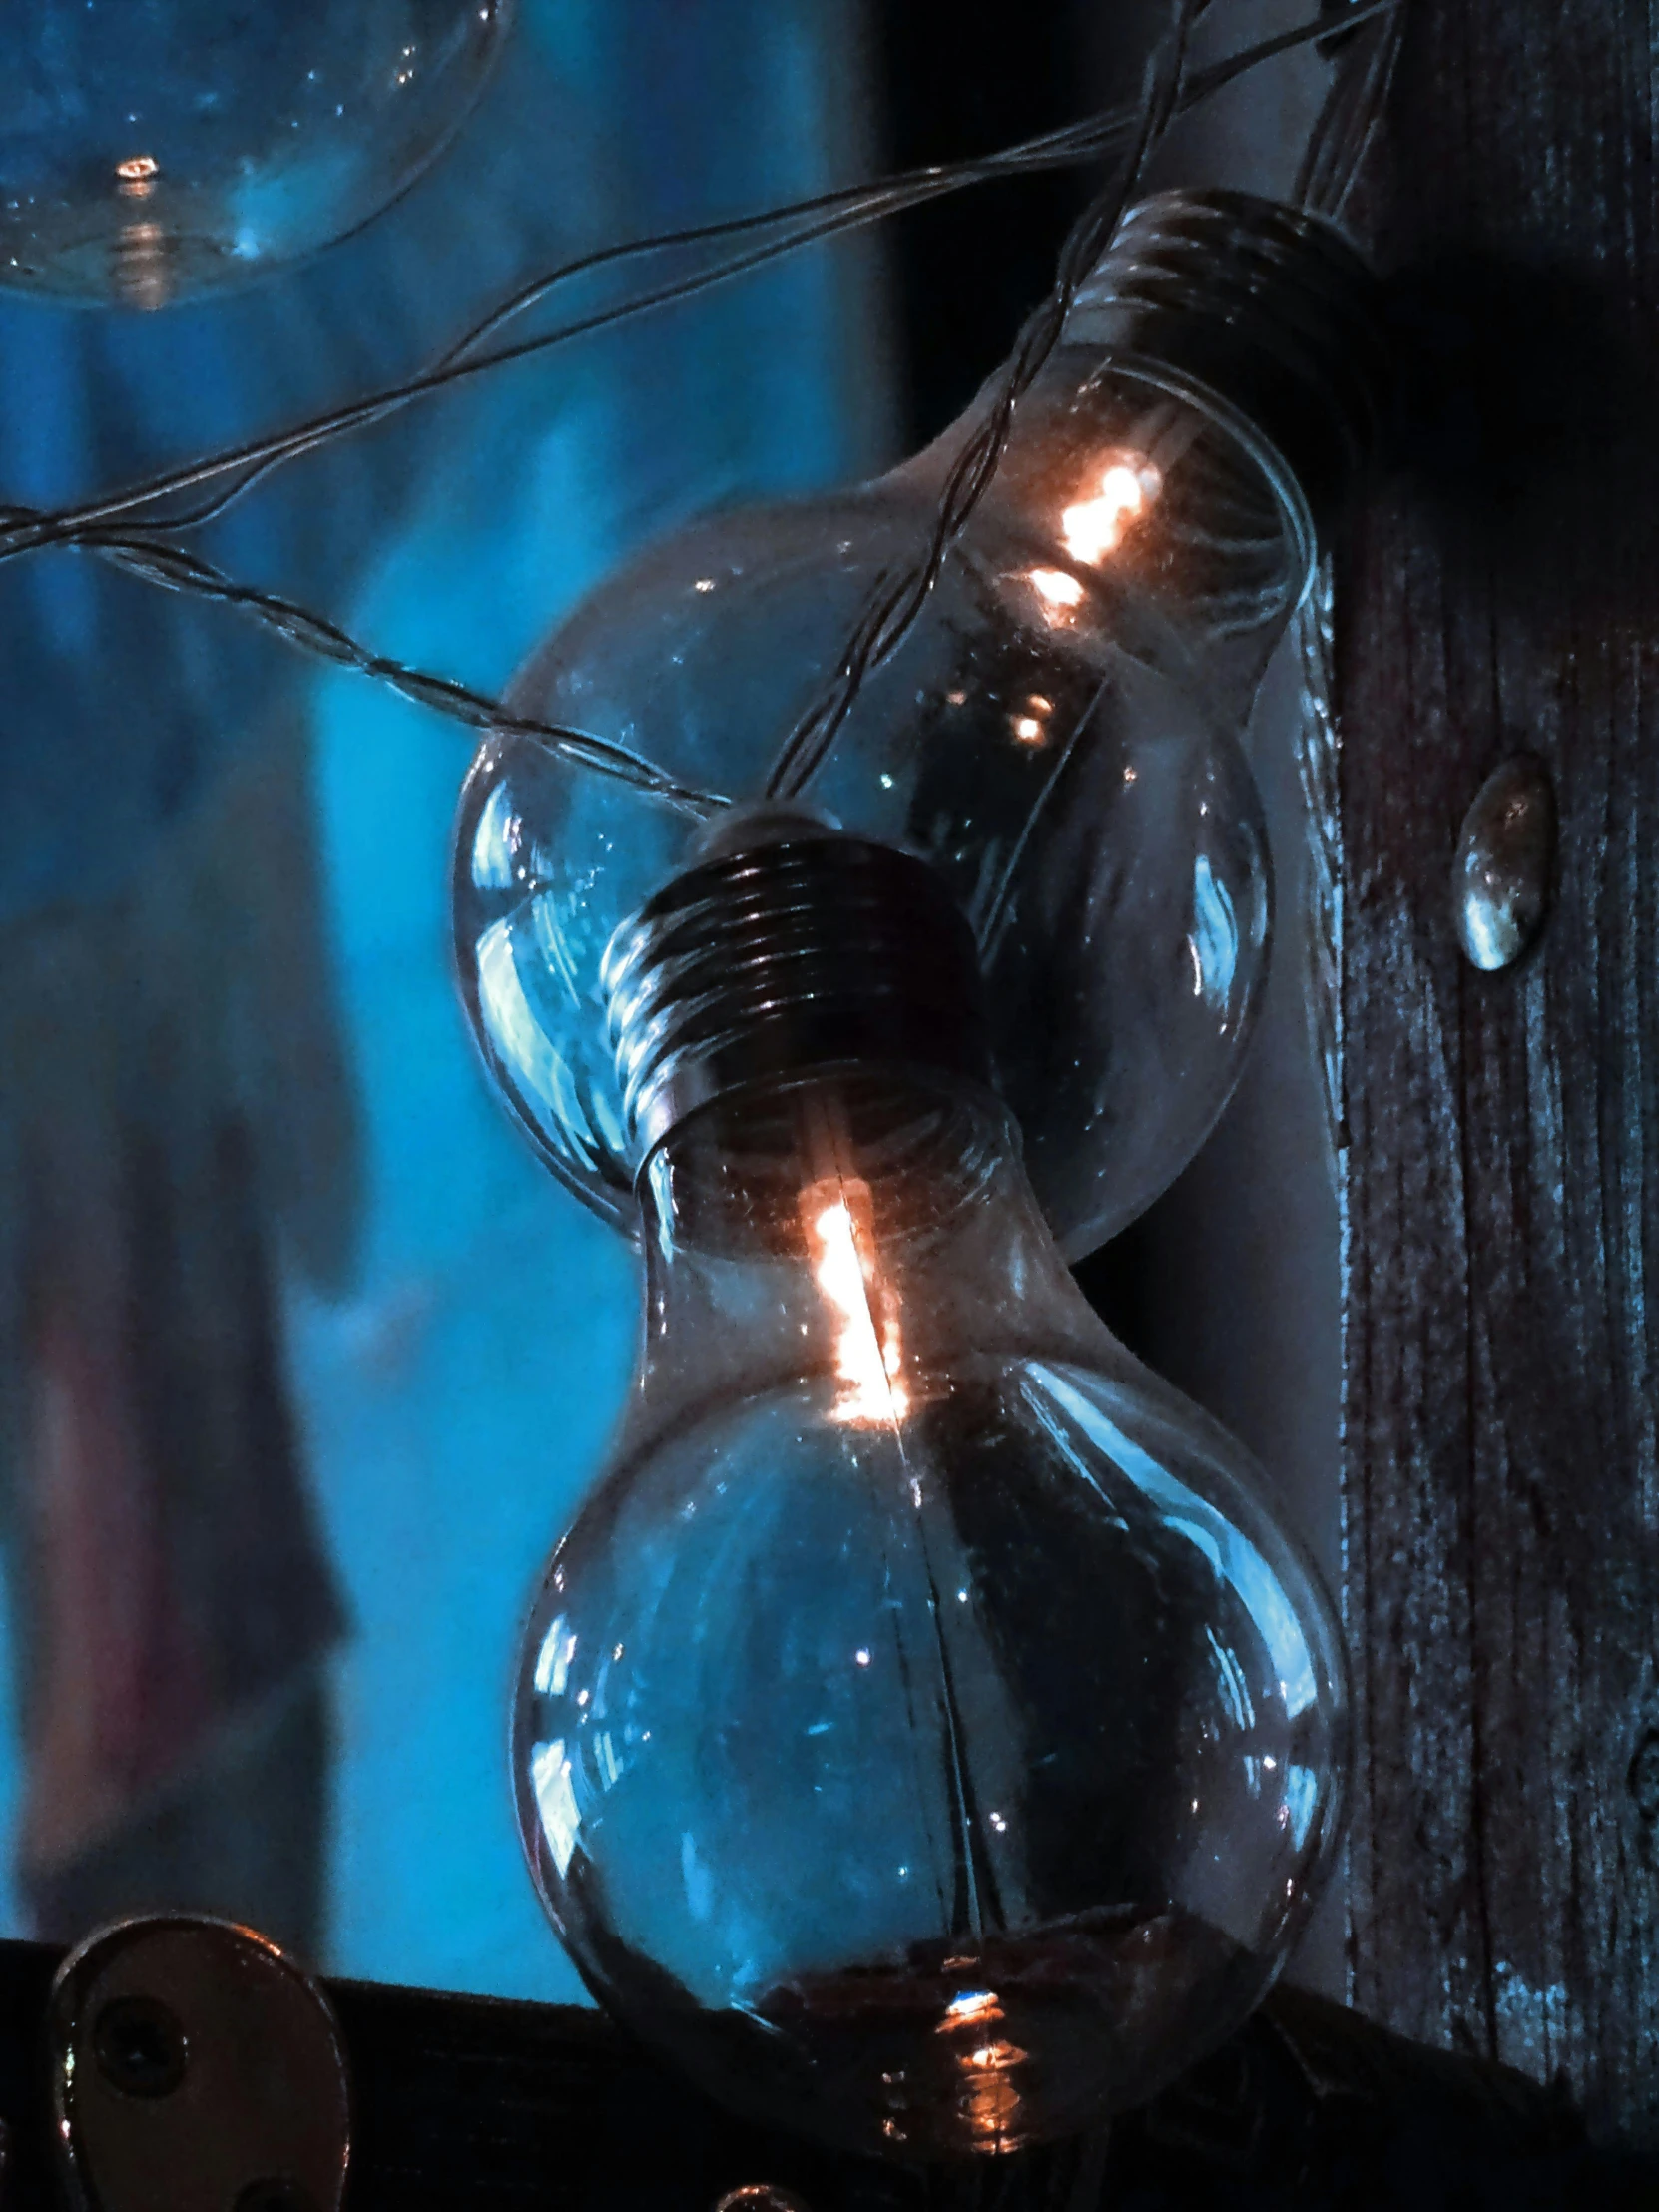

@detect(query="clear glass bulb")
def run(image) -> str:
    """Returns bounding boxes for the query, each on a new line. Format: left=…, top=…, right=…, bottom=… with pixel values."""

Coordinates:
left=454, top=190, right=1383, bottom=1259
left=0, top=0, right=512, bottom=307
left=509, top=831, right=1348, bottom=2160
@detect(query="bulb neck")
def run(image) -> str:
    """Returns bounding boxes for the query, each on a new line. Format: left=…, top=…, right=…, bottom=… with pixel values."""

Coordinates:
left=604, top=839, right=1125, bottom=1459
left=601, top=833, right=994, bottom=1163
left=1068, top=189, right=1387, bottom=533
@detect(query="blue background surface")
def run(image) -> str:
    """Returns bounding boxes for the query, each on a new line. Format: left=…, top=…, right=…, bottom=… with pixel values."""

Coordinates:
left=0, top=0, right=887, bottom=2000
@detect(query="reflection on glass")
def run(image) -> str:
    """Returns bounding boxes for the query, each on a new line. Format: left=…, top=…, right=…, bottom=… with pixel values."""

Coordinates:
left=456, top=332, right=1297, bottom=1262
left=0, top=0, right=512, bottom=304
left=512, top=1046, right=1348, bottom=2157
left=457, top=192, right=1387, bottom=1260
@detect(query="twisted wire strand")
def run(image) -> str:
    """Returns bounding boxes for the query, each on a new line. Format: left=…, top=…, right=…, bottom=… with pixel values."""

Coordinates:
left=43, top=520, right=729, bottom=817
left=1295, top=0, right=1405, bottom=215
left=0, top=116, right=1140, bottom=555
left=0, top=0, right=1396, bottom=817
left=0, top=0, right=1394, bottom=558
left=762, top=0, right=1205, bottom=802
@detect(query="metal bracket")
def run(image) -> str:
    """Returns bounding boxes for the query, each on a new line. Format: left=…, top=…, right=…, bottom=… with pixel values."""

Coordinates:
left=47, top=1917, right=349, bottom=2212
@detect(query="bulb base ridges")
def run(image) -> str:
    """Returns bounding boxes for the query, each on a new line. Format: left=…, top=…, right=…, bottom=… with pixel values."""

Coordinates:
left=601, top=834, right=991, bottom=1156
left=1078, top=188, right=1388, bottom=528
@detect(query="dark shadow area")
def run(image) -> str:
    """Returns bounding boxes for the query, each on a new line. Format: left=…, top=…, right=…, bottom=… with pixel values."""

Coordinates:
left=872, top=0, right=1105, bottom=446
left=1380, top=252, right=1659, bottom=627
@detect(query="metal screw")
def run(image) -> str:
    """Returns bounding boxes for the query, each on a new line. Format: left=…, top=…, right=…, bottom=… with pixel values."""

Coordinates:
left=1453, top=753, right=1556, bottom=972
left=713, top=2188, right=810, bottom=2212
left=91, top=1994, right=188, bottom=2099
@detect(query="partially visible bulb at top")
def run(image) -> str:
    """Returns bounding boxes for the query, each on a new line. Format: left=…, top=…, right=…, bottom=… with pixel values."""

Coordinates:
left=0, top=0, right=512, bottom=306
left=511, top=827, right=1349, bottom=2159
left=455, top=189, right=1385, bottom=1260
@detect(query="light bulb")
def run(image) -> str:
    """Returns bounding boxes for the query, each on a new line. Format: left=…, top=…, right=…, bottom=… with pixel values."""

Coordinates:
left=510, top=828, right=1348, bottom=2160
left=0, top=0, right=511, bottom=306
left=454, top=189, right=1385, bottom=1260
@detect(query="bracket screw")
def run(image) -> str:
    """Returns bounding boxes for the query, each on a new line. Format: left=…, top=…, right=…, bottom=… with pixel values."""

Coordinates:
left=92, top=1995, right=188, bottom=2099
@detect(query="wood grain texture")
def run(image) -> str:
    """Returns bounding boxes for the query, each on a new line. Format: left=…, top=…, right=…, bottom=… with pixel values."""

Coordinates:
left=1337, top=0, right=1659, bottom=2140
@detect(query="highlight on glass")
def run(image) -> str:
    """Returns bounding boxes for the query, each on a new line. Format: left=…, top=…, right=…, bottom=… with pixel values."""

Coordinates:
left=508, top=824, right=1349, bottom=2160
left=454, top=190, right=1386, bottom=1265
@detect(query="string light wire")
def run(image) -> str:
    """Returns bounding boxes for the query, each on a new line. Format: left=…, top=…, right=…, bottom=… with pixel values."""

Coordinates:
left=78, top=525, right=731, bottom=816
left=0, top=0, right=1394, bottom=559
left=765, top=0, right=1403, bottom=800
left=1296, top=0, right=1406, bottom=216
left=0, top=0, right=1397, bottom=808
left=764, top=0, right=1203, bottom=800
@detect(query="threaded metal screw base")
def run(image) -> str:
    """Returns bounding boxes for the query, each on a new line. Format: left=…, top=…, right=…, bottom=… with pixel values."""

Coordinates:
left=601, top=836, right=990, bottom=1157
left=1076, top=188, right=1388, bottom=527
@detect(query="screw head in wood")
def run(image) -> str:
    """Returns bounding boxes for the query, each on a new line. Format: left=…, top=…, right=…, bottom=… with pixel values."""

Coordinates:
left=1453, top=754, right=1556, bottom=971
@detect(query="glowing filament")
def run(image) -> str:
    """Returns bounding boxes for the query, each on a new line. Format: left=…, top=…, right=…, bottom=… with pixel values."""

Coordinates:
left=1028, top=567, right=1085, bottom=611
left=805, top=1186, right=907, bottom=1426
left=1060, top=454, right=1162, bottom=566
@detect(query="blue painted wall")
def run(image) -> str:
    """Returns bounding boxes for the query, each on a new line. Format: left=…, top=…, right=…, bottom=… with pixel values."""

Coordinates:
left=288, top=0, right=888, bottom=2000
left=0, top=0, right=887, bottom=2000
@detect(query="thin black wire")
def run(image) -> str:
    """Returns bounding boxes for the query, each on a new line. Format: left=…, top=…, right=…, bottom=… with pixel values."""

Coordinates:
left=1294, top=0, right=1404, bottom=216
left=55, top=521, right=729, bottom=816
left=3, top=131, right=1126, bottom=551
left=766, top=0, right=1402, bottom=804
left=0, top=0, right=1396, bottom=814
left=0, top=0, right=1395, bottom=559
left=762, top=0, right=1203, bottom=801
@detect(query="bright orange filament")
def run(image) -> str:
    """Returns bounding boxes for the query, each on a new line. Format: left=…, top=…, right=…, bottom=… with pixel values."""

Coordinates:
left=803, top=1184, right=908, bottom=1426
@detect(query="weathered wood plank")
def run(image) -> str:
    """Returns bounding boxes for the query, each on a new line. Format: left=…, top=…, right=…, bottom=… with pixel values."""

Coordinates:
left=1338, top=0, right=1659, bottom=2140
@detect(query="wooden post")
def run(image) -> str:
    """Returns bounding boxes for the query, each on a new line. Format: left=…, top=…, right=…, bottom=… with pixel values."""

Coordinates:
left=1339, top=0, right=1659, bottom=2140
